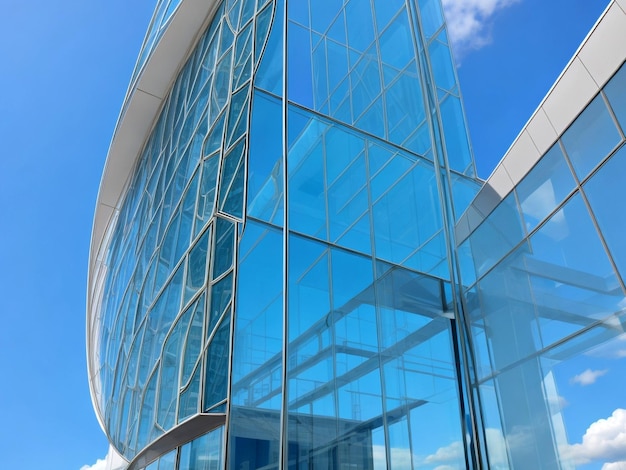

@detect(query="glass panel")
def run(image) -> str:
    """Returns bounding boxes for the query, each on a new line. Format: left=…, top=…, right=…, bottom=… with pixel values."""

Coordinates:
left=204, top=314, right=231, bottom=411
left=469, top=192, right=524, bottom=280
left=287, top=109, right=328, bottom=239
left=232, top=222, right=283, bottom=397
left=430, top=35, right=456, bottom=92
left=247, top=91, right=284, bottom=224
left=213, top=218, right=235, bottom=278
left=179, top=426, right=225, bottom=470
left=604, top=62, right=626, bottom=131
left=530, top=193, right=622, bottom=348
left=185, top=229, right=210, bottom=303
left=178, top=362, right=201, bottom=422
left=156, top=304, right=193, bottom=430
left=288, top=21, right=314, bottom=107
left=157, top=449, right=176, bottom=470
left=255, top=1, right=283, bottom=95
left=373, top=159, right=444, bottom=273
left=440, top=94, right=473, bottom=175
left=417, top=0, right=445, bottom=39
left=516, top=143, right=576, bottom=233
left=181, top=295, right=205, bottom=386
left=584, top=144, right=626, bottom=276
left=562, top=93, right=621, bottom=180
left=209, top=272, right=233, bottom=336
left=288, top=234, right=330, bottom=340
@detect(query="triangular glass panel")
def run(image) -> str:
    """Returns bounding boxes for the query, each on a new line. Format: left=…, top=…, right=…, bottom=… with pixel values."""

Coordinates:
left=226, top=89, right=250, bottom=146
left=328, top=11, right=347, bottom=45
left=219, top=20, right=234, bottom=58
left=220, top=160, right=245, bottom=219
left=240, top=0, right=255, bottom=28
left=254, top=4, right=273, bottom=63
left=203, top=111, right=225, bottom=157
left=218, top=139, right=246, bottom=208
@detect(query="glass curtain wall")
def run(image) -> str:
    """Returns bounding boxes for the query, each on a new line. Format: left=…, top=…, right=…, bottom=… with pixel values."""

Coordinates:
left=230, top=0, right=480, bottom=469
left=92, top=0, right=482, bottom=468
left=458, top=62, right=626, bottom=470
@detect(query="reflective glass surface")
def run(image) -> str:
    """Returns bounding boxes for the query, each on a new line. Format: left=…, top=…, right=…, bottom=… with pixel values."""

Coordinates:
left=90, top=0, right=276, bottom=459
left=459, top=64, right=626, bottom=470
left=562, top=94, right=621, bottom=181
left=92, top=0, right=484, bottom=467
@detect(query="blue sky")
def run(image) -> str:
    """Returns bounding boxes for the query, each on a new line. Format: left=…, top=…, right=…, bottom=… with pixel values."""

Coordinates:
left=0, top=1, right=614, bottom=469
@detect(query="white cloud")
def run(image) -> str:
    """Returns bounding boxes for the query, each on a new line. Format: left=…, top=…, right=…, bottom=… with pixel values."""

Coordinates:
left=603, top=462, right=626, bottom=470
left=570, top=368, right=608, bottom=386
left=80, top=458, right=107, bottom=470
left=80, top=446, right=127, bottom=470
left=568, top=409, right=626, bottom=466
left=423, top=430, right=509, bottom=468
left=484, top=427, right=509, bottom=468
left=425, top=440, right=464, bottom=463
left=442, top=0, right=520, bottom=54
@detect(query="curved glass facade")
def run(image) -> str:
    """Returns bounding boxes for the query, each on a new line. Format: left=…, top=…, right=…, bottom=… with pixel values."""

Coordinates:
left=89, top=1, right=626, bottom=470
left=91, top=0, right=277, bottom=458
left=90, top=0, right=482, bottom=467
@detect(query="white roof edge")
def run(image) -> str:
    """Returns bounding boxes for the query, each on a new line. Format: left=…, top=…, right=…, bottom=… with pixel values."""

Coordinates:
left=456, top=0, right=626, bottom=242
left=86, top=0, right=220, bottom=436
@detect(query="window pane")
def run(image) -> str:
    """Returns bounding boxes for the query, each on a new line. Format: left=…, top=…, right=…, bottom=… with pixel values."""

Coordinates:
left=562, top=94, right=621, bottom=180
left=517, top=143, right=576, bottom=232
left=604, top=62, right=626, bottom=131
left=584, top=144, right=626, bottom=276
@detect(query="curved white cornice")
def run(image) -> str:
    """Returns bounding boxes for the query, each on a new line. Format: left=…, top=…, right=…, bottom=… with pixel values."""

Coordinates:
left=86, top=0, right=221, bottom=437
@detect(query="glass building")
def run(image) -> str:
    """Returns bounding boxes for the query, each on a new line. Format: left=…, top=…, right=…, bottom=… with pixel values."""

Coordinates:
left=87, top=0, right=626, bottom=469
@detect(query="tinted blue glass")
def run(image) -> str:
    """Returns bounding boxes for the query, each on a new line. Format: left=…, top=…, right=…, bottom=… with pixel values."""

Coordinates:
left=247, top=91, right=283, bottom=224
left=232, top=222, right=283, bottom=394
left=157, top=448, right=176, bottom=469
left=288, top=234, right=330, bottom=339
left=255, top=2, right=282, bottom=95
left=204, top=314, right=231, bottom=410
left=584, top=144, right=626, bottom=276
left=417, top=0, right=445, bottom=39
left=178, top=363, right=201, bottom=422
left=516, top=143, right=576, bottom=232
left=310, top=0, right=342, bottom=34
left=345, top=0, right=375, bottom=52
left=450, top=172, right=481, bottom=219
left=440, top=94, right=473, bottom=175
left=373, top=159, right=444, bottom=275
left=181, top=295, right=205, bottom=386
left=562, top=94, right=621, bottom=180
left=288, top=21, right=314, bottom=107
left=378, top=10, right=412, bottom=71
left=288, top=110, right=328, bottom=239
left=373, top=0, right=404, bottom=32
left=604, top=63, right=626, bottom=130
left=213, top=218, right=235, bottom=278
left=476, top=242, right=540, bottom=371
left=179, top=426, right=224, bottom=470
left=185, top=229, right=210, bottom=303
left=209, top=272, right=233, bottom=335
left=469, top=192, right=525, bottom=280
left=430, top=36, right=456, bottom=92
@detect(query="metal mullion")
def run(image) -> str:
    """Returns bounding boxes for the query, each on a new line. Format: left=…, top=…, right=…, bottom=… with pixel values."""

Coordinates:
left=222, top=218, right=239, bottom=470
left=408, top=1, right=481, bottom=469
left=279, top=0, right=289, bottom=467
